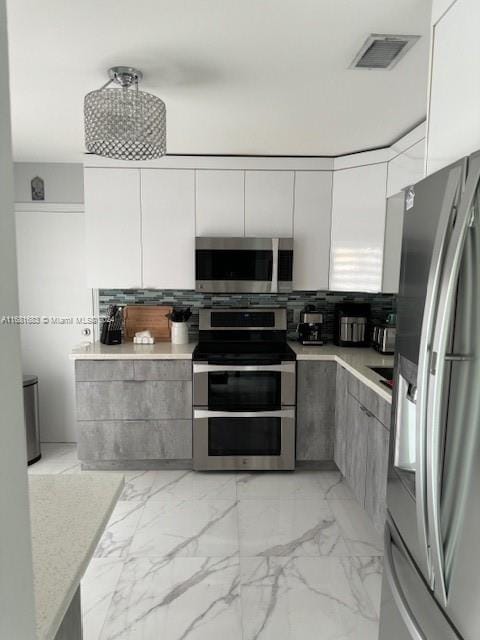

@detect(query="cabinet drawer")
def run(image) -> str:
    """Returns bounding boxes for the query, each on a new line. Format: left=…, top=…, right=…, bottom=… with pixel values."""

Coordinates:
left=133, top=360, right=192, bottom=381
left=76, top=380, right=192, bottom=420
left=75, top=360, right=134, bottom=381
left=78, top=420, right=192, bottom=461
left=347, top=371, right=391, bottom=428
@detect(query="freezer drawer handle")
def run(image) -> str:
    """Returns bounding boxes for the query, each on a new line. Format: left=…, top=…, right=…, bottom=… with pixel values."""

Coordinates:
left=384, top=523, right=426, bottom=640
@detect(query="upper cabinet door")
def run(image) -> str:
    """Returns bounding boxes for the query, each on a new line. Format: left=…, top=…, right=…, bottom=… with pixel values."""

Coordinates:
left=382, top=192, right=405, bottom=294
left=387, top=139, right=425, bottom=197
left=293, top=171, right=332, bottom=290
left=244, top=171, right=294, bottom=237
left=141, top=169, right=195, bottom=289
left=427, top=0, right=480, bottom=174
left=195, top=170, right=244, bottom=236
left=330, top=163, right=387, bottom=292
left=84, top=168, right=142, bottom=288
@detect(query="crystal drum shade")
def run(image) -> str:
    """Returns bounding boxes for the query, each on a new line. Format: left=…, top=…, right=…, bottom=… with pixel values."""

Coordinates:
left=84, top=87, right=166, bottom=160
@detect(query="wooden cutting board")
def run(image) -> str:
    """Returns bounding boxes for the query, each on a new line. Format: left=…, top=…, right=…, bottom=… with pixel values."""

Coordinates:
left=123, top=305, right=172, bottom=342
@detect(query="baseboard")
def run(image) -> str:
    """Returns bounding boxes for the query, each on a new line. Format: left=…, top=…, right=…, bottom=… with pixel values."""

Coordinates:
left=295, top=460, right=338, bottom=471
left=81, top=459, right=193, bottom=471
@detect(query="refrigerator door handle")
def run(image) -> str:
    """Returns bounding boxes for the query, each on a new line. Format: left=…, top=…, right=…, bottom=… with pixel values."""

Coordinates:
left=384, top=520, right=427, bottom=640
left=426, top=153, right=480, bottom=607
left=415, top=163, right=465, bottom=584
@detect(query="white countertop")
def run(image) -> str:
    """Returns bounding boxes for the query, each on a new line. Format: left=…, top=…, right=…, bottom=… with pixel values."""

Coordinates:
left=29, top=474, right=123, bottom=640
left=69, top=340, right=392, bottom=402
left=70, top=341, right=197, bottom=360
left=289, top=343, right=393, bottom=403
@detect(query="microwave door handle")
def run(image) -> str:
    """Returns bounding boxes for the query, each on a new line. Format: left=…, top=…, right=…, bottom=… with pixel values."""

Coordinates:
left=415, top=163, right=465, bottom=585
left=271, top=238, right=279, bottom=293
left=384, top=520, right=427, bottom=640
left=426, top=154, right=480, bottom=607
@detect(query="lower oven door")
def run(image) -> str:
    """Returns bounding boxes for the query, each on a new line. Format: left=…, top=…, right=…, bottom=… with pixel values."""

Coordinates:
left=193, top=409, right=295, bottom=471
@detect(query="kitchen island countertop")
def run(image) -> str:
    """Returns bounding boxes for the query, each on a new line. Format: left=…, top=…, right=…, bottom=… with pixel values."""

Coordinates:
left=29, top=473, right=123, bottom=640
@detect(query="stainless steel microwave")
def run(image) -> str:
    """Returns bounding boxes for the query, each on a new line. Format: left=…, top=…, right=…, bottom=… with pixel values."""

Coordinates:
left=195, top=237, right=293, bottom=293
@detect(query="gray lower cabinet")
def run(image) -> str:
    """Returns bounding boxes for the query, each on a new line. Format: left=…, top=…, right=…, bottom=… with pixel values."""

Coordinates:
left=334, top=365, right=348, bottom=475
left=76, top=380, right=192, bottom=420
left=344, top=391, right=368, bottom=505
left=335, top=364, right=391, bottom=534
left=365, top=416, right=390, bottom=533
left=296, top=361, right=336, bottom=461
left=75, top=359, right=193, bottom=468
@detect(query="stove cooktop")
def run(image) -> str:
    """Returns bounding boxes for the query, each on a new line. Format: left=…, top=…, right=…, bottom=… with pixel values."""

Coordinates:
left=193, top=341, right=296, bottom=364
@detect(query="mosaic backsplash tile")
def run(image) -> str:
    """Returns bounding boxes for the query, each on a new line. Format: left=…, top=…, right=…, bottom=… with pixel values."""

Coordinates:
left=99, top=289, right=396, bottom=342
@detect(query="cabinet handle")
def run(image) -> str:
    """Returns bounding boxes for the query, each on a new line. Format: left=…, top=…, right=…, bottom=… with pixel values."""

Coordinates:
left=360, top=404, right=373, bottom=419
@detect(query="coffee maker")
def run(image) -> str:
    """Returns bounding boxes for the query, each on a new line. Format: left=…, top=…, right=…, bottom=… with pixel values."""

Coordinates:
left=297, top=305, right=324, bottom=345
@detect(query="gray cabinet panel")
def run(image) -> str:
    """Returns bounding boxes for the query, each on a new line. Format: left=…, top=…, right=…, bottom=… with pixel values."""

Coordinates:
left=78, top=420, right=192, bottom=461
left=76, top=380, right=192, bottom=420
left=358, top=383, right=392, bottom=429
left=133, top=360, right=192, bottom=381
left=296, top=361, right=336, bottom=461
left=334, top=364, right=348, bottom=474
left=348, top=373, right=392, bottom=428
left=345, top=392, right=368, bottom=505
left=75, top=360, right=134, bottom=381
left=365, top=418, right=389, bottom=533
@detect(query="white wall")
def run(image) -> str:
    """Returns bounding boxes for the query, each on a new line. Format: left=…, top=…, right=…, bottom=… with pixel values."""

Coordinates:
left=14, top=162, right=84, bottom=203
left=15, top=210, right=92, bottom=442
left=0, top=2, right=37, bottom=637
left=431, top=0, right=457, bottom=24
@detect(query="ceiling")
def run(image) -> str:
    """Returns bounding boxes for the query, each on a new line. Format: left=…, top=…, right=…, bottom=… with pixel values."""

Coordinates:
left=6, top=0, right=432, bottom=162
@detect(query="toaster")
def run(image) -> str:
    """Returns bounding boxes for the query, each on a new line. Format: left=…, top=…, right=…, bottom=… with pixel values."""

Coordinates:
left=373, top=324, right=396, bottom=355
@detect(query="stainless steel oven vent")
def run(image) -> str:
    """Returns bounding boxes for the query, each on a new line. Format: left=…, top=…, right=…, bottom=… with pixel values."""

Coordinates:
left=350, top=34, right=420, bottom=70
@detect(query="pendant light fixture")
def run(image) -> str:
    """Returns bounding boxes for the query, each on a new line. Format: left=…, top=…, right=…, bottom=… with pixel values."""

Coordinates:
left=84, top=66, right=166, bottom=160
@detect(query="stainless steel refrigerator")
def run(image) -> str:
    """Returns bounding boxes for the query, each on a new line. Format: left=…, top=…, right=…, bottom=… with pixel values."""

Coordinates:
left=379, top=150, right=480, bottom=639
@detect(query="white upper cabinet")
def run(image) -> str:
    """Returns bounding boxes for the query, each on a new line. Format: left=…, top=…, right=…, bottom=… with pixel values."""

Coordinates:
left=427, top=0, right=480, bottom=174
left=141, top=169, right=195, bottom=289
left=293, top=171, right=332, bottom=291
left=382, top=192, right=405, bottom=293
left=195, top=170, right=244, bottom=236
left=244, top=171, right=294, bottom=237
left=330, top=163, right=388, bottom=293
left=84, top=167, right=142, bottom=288
left=387, top=139, right=425, bottom=197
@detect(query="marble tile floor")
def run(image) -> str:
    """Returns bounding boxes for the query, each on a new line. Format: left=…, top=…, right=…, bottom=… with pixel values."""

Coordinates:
left=30, top=443, right=383, bottom=639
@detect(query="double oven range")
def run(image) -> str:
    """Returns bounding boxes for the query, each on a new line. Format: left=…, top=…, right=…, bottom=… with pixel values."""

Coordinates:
left=192, top=308, right=296, bottom=471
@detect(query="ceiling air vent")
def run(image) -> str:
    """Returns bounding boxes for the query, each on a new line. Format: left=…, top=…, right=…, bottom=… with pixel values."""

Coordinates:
left=350, top=34, right=420, bottom=70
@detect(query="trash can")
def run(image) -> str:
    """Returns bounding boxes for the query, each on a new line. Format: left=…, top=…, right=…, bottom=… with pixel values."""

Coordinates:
left=23, top=375, right=41, bottom=465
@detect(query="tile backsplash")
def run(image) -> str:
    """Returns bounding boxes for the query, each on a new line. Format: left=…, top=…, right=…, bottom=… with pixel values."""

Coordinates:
left=99, top=289, right=396, bottom=342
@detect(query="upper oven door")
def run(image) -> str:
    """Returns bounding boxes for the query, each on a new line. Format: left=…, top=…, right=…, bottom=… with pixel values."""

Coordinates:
left=195, top=237, right=293, bottom=293
left=193, top=363, right=296, bottom=409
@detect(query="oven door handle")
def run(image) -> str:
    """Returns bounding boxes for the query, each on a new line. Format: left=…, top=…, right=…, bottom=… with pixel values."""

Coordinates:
left=194, top=409, right=295, bottom=419
left=193, top=363, right=295, bottom=373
